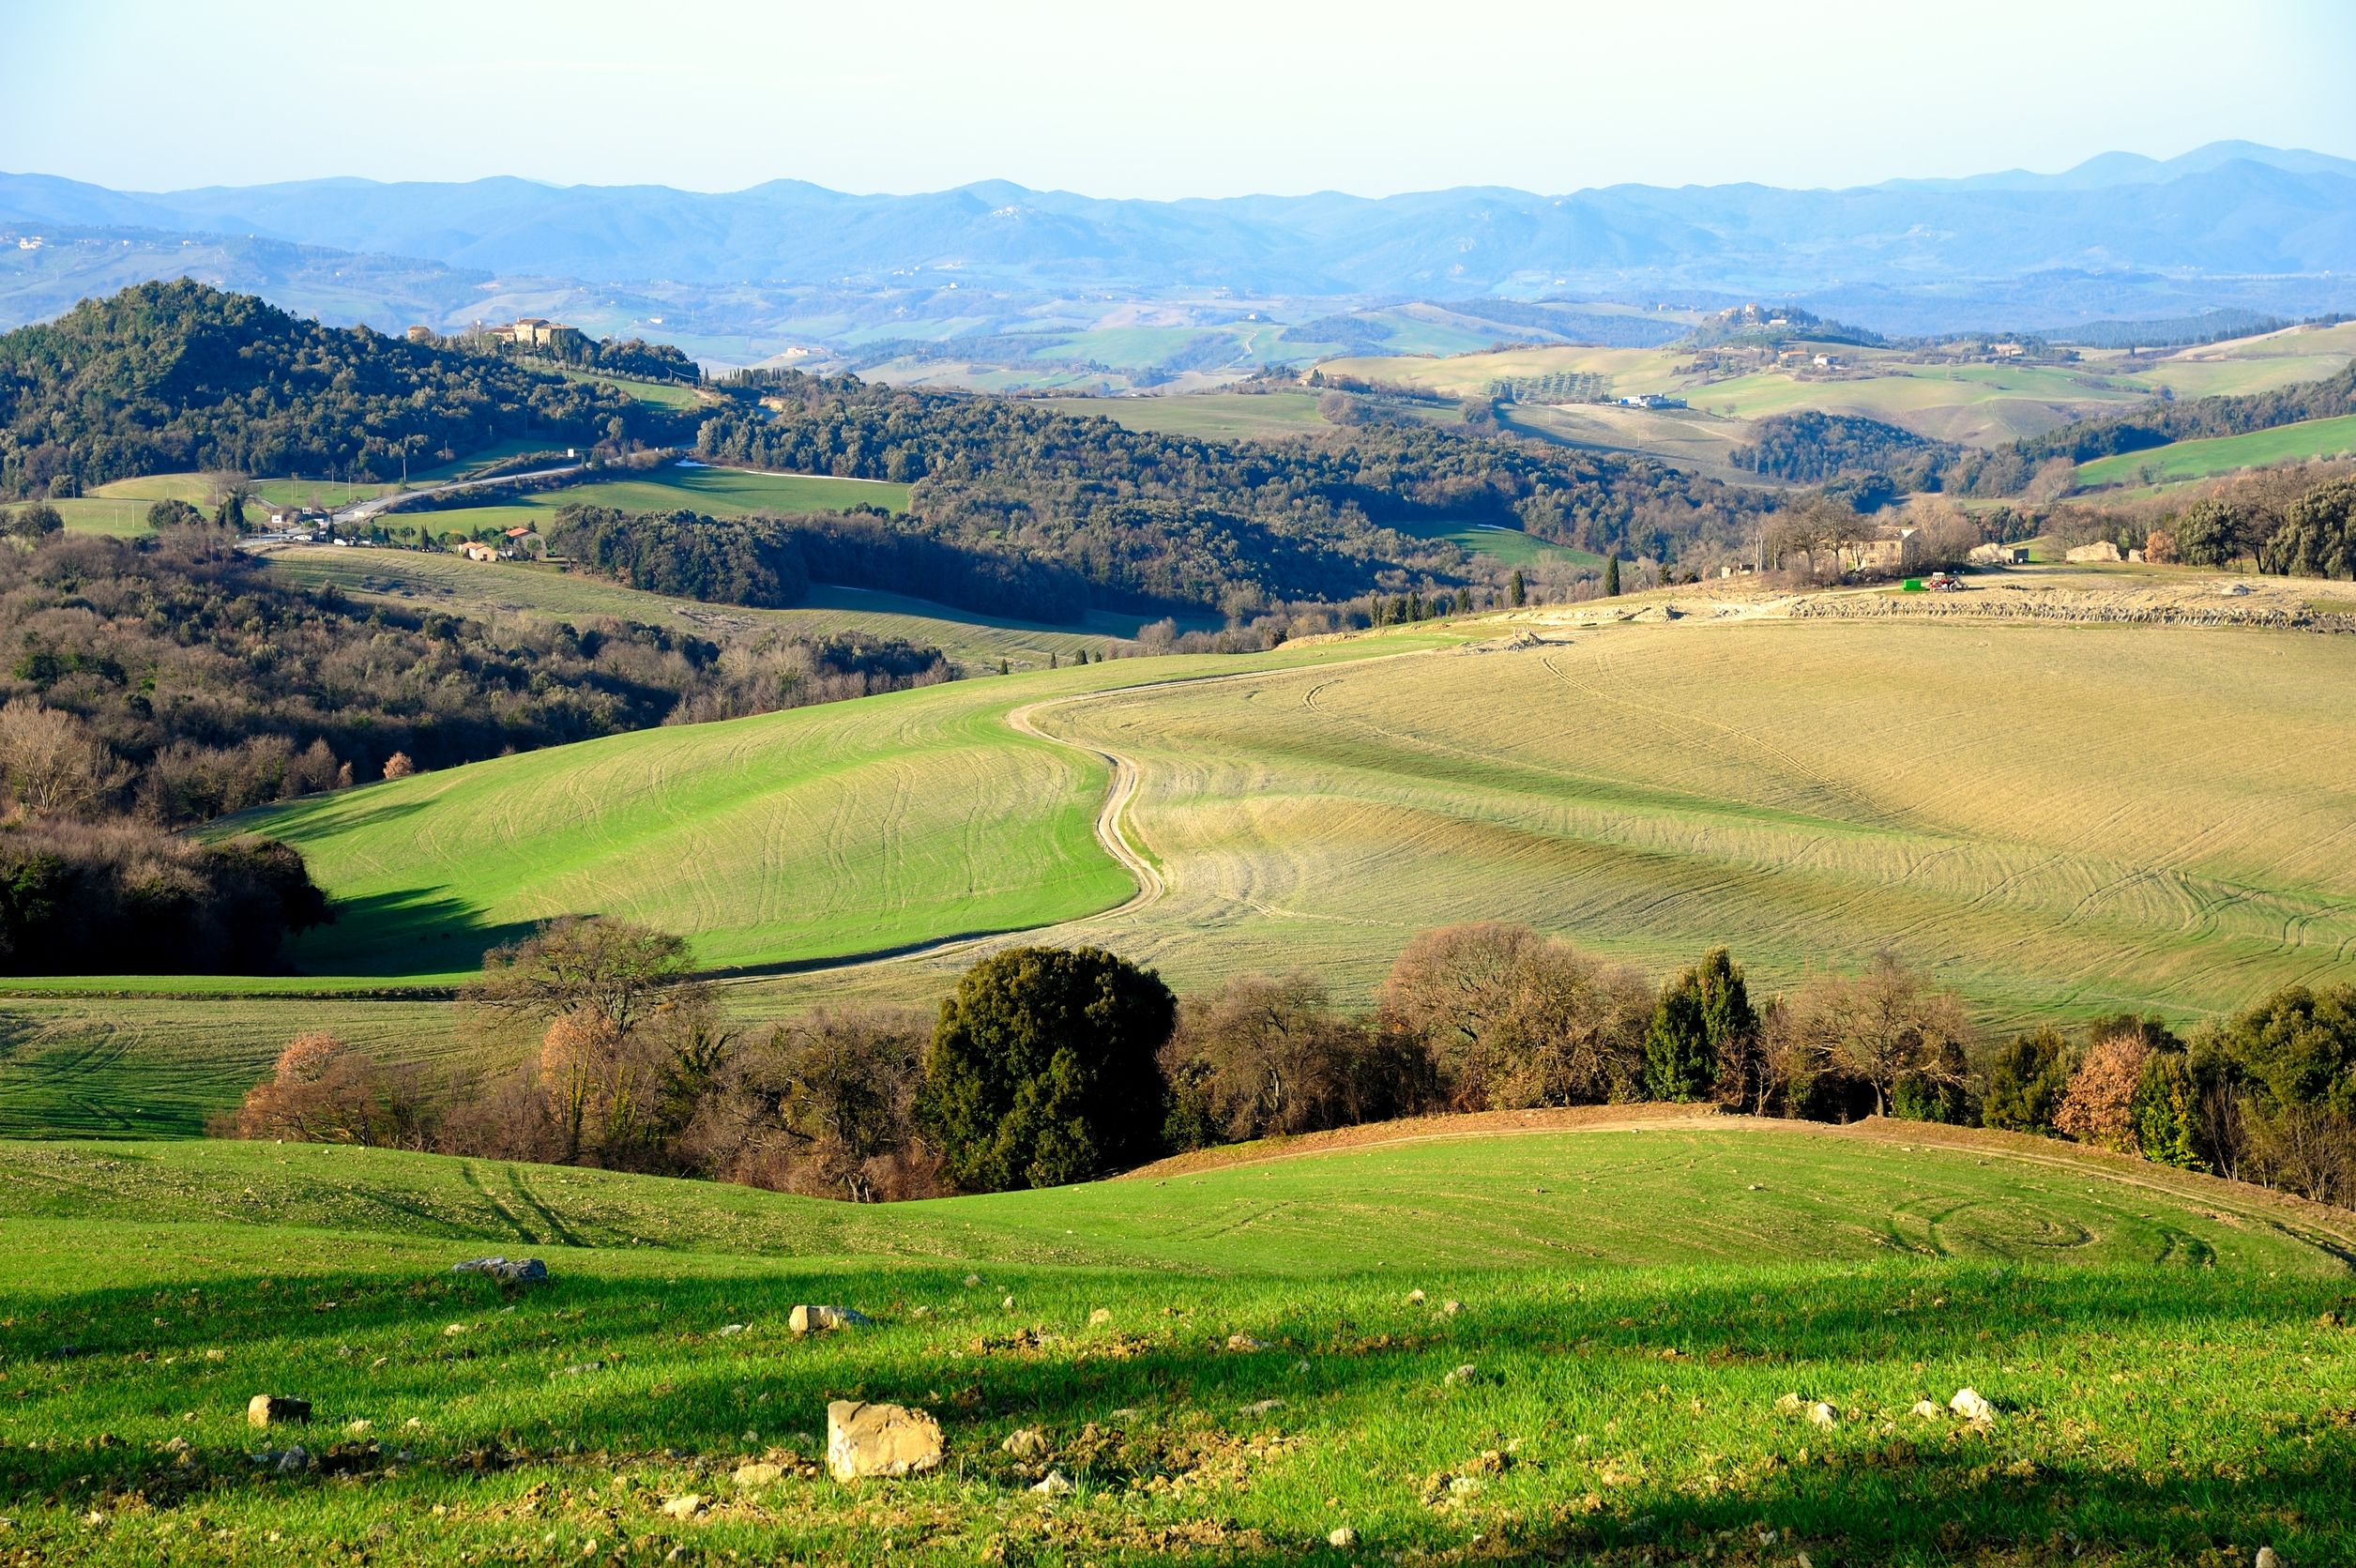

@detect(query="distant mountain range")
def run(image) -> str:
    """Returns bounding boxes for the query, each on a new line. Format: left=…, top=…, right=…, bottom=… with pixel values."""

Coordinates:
left=7, top=142, right=2351, bottom=296
left=3, top=143, right=2352, bottom=365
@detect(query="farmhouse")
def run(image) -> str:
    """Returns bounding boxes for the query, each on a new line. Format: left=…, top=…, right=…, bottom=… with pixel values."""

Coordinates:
left=1617, top=392, right=1688, bottom=410
left=1841, top=525, right=1923, bottom=574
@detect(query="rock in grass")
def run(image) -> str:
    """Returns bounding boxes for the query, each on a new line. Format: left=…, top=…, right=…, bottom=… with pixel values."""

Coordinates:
left=1030, top=1469, right=1075, bottom=1497
left=1329, top=1526, right=1359, bottom=1548
left=1002, top=1427, right=1050, bottom=1460
left=1238, top=1398, right=1284, bottom=1416
left=964, top=1273, right=983, bottom=1288
left=1773, top=1392, right=1804, bottom=1414
left=825, top=1400, right=944, bottom=1483
left=1406, top=1289, right=1426, bottom=1305
left=1226, top=1332, right=1271, bottom=1351
left=2256, top=1552, right=2280, bottom=1568
left=732, top=1461, right=783, bottom=1488
left=1909, top=1398, right=1943, bottom=1419
left=1088, top=1307, right=1113, bottom=1326
left=788, top=1304, right=872, bottom=1335
left=1442, top=1300, right=1465, bottom=1317
left=660, top=1493, right=705, bottom=1519
left=449, top=1256, right=547, bottom=1286
left=246, top=1394, right=312, bottom=1428
left=716, top=1323, right=748, bottom=1337
left=1807, top=1402, right=1838, bottom=1429
left=1443, top=1364, right=1480, bottom=1387
left=1949, top=1388, right=1995, bottom=1424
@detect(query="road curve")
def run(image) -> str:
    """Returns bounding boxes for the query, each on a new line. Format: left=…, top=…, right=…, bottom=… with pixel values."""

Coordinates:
left=1004, top=691, right=1165, bottom=914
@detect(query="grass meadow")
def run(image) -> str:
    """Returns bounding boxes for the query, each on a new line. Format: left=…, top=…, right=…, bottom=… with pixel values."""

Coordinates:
left=261, top=547, right=1174, bottom=672
left=2074, top=412, right=2356, bottom=488
left=0, top=1122, right=2349, bottom=1565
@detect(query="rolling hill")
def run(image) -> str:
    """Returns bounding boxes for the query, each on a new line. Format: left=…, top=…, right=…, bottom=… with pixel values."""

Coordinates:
left=1, top=1116, right=2349, bottom=1564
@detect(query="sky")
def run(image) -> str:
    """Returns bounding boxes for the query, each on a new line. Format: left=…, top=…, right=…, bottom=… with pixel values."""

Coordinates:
left=6, top=0, right=2354, bottom=198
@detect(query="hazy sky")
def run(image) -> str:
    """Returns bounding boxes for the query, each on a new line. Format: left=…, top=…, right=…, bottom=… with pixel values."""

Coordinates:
left=7, top=0, right=2353, bottom=197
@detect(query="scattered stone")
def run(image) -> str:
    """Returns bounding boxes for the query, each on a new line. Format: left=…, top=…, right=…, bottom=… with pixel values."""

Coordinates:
left=1329, top=1526, right=1359, bottom=1548
left=1747, top=1183, right=1765, bottom=1191
left=556, top=1362, right=603, bottom=1378
left=660, top=1494, right=705, bottom=1520
left=910, top=1305, right=932, bottom=1318
left=1448, top=1474, right=1483, bottom=1497
left=1003, top=1426, right=1050, bottom=1460
left=247, top=1394, right=312, bottom=1428
left=1088, top=1307, right=1113, bottom=1326
left=450, top=1256, right=547, bottom=1286
left=1949, top=1388, right=1995, bottom=1424
left=825, top=1400, right=945, bottom=1483
left=1238, top=1398, right=1284, bottom=1416
left=442, top=1323, right=468, bottom=1337
left=732, top=1461, right=783, bottom=1488
left=2257, top=1547, right=2283, bottom=1568
left=1001, top=1295, right=1017, bottom=1313
left=1030, top=1469, right=1074, bottom=1497
left=345, top=1419, right=372, bottom=1436
left=251, top=1445, right=312, bottom=1473
left=1406, top=1289, right=1426, bottom=1305
left=716, top=1323, right=748, bottom=1337
left=963, top=1273, right=983, bottom=1288
left=788, top=1304, right=873, bottom=1335
left=1773, top=1392, right=1804, bottom=1414
left=1443, top=1363, right=1481, bottom=1387
left=1108, top=1407, right=1142, bottom=1421
left=1909, top=1399, right=1943, bottom=1419
left=2318, top=1311, right=2343, bottom=1329
left=1227, top=1332, right=1271, bottom=1351
left=161, top=1436, right=190, bottom=1454
left=1442, top=1299, right=1465, bottom=1317
left=1807, top=1402, right=1838, bottom=1429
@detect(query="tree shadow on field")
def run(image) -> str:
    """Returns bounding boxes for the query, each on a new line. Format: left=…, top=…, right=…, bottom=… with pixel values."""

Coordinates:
left=281, top=887, right=556, bottom=979
left=6, top=1256, right=2353, bottom=1561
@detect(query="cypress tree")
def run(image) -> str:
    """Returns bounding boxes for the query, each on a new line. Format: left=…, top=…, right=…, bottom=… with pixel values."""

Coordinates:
left=1604, top=555, right=1621, bottom=597
left=1509, top=568, right=1527, bottom=607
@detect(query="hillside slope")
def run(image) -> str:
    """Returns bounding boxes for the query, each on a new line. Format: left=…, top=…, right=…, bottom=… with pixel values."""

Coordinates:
left=3, top=1122, right=2350, bottom=1565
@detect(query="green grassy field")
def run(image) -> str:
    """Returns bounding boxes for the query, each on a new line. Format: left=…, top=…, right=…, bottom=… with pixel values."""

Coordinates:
left=51, top=445, right=585, bottom=537
left=554, top=366, right=707, bottom=409
left=1386, top=518, right=1606, bottom=569
left=1, top=1120, right=2349, bottom=1565
left=261, top=547, right=1176, bottom=672
left=2075, top=412, right=2356, bottom=489
left=1054, top=391, right=1331, bottom=440
left=407, top=463, right=911, bottom=533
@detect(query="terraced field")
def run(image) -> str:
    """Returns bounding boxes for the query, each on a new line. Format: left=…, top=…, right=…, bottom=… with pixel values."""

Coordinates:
left=1, top=1120, right=2350, bottom=1564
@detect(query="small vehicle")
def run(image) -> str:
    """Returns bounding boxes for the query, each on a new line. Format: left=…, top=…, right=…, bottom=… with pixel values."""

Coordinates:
left=1925, top=571, right=1965, bottom=591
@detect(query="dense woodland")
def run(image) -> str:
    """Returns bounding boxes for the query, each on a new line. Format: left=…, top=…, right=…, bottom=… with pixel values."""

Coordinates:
left=1731, top=411, right=1957, bottom=486
left=0, top=282, right=692, bottom=498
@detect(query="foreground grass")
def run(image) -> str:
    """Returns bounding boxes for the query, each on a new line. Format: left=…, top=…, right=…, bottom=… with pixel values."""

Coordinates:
left=0, top=1126, right=2350, bottom=1565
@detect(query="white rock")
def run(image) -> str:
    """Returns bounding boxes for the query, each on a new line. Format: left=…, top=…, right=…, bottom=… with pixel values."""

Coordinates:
left=1002, top=1426, right=1049, bottom=1460
left=1949, top=1388, right=1995, bottom=1423
left=1908, top=1399, right=1942, bottom=1419
left=1807, top=1401, right=1838, bottom=1429
left=788, top=1304, right=872, bottom=1335
left=1030, top=1469, right=1074, bottom=1497
left=2257, top=1547, right=2283, bottom=1568
left=1444, top=1363, right=1480, bottom=1387
left=825, top=1400, right=945, bottom=1484
left=660, top=1494, right=703, bottom=1519
left=1329, top=1525, right=1359, bottom=1547
left=1087, top=1307, right=1113, bottom=1326
left=1441, top=1299, right=1464, bottom=1317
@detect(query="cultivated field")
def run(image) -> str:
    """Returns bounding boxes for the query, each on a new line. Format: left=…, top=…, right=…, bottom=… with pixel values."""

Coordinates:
left=1052, top=390, right=1331, bottom=441
left=1, top=1119, right=2349, bottom=1564
left=2075, top=411, right=2356, bottom=489
left=261, top=547, right=1173, bottom=672
left=1319, top=323, right=2356, bottom=458
left=4, top=603, right=2349, bottom=1138
left=407, top=463, right=912, bottom=533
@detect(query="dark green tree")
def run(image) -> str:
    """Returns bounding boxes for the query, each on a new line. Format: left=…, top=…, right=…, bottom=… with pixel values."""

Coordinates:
left=2131, top=1050, right=2206, bottom=1169
left=918, top=946, right=1176, bottom=1192
left=145, top=498, right=205, bottom=528
left=8, top=502, right=62, bottom=540
left=1644, top=977, right=1712, bottom=1102
left=1603, top=555, right=1620, bottom=597
left=1982, top=1027, right=2073, bottom=1133
left=1509, top=568, right=1527, bottom=607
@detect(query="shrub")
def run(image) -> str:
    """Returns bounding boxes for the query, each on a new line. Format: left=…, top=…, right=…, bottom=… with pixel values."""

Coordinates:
left=1982, top=1027, right=2075, bottom=1134
left=918, top=946, right=1176, bottom=1192
left=1160, top=971, right=1430, bottom=1148
left=229, top=1032, right=412, bottom=1146
left=2055, top=1031, right=2152, bottom=1151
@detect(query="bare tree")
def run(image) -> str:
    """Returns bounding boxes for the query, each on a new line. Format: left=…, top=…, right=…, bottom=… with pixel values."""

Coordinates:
left=468, top=916, right=697, bottom=1036
left=1780, top=953, right=1974, bottom=1119
left=1380, top=922, right=1649, bottom=1110
left=0, top=698, right=130, bottom=819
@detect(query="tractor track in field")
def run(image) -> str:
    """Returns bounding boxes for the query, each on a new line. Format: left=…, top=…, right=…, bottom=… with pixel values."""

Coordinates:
left=701, top=650, right=1443, bottom=988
